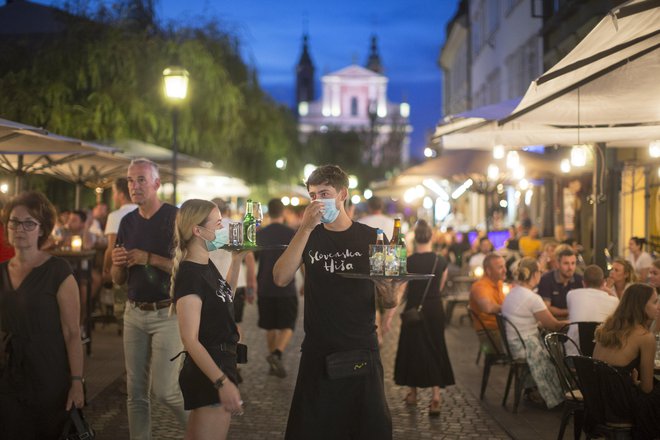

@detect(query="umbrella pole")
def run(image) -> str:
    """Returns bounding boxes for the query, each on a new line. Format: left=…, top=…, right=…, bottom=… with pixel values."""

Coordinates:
left=14, top=154, right=24, bottom=195
left=75, top=183, right=81, bottom=210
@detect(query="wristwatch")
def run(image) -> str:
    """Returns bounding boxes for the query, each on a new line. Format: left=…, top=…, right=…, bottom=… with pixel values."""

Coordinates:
left=213, top=374, right=226, bottom=390
left=71, top=375, right=85, bottom=384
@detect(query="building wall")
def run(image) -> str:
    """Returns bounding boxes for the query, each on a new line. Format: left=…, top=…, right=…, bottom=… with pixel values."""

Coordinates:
left=469, top=0, right=542, bottom=108
left=439, top=2, right=470, bottom=116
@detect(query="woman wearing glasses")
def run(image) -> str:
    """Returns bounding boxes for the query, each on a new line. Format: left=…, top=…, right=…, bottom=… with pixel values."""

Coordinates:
left=0, top=191, right=84, bottom=438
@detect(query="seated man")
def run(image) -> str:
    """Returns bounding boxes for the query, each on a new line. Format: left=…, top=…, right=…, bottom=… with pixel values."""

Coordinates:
left=565, top=264, right=619, bottom=355
left=468, top=237, right=494, bottom=272
left=537, top=247, right=583, bottom=319
left=469, top=253, right=506, bottom=352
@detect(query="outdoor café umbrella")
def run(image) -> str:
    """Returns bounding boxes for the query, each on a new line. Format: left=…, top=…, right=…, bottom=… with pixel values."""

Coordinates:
left=0, top=117, right=119, bottom=195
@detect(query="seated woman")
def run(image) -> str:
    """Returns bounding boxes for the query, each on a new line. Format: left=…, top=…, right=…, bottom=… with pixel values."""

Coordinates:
left=502, top=257, right=568, bottom=408
left=593, top=283, right=660, bottom=439
left=606, top=257, right=637, bottom=299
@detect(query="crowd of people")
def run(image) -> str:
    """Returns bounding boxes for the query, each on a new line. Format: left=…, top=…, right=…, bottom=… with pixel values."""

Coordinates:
left=0, top=158, right=658, bottom=439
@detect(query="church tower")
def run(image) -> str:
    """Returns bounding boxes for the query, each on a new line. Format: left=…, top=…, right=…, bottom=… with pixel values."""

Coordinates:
left=295, top=33, right=315, bottom=113
left=365, top=34, right=383, bottom=74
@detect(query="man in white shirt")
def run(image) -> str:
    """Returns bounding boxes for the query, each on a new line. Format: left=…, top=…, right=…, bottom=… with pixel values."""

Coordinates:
left=469, top=237, right=494, bottom=272
left=566, top=265, right=619, bottom=355
left=358, top=196, right=394, bottom=237
left=103, top=178, right=138, bottom=283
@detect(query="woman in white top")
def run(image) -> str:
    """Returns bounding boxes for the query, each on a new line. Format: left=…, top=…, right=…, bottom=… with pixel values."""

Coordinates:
left=627, top=237, right=654, bottom=282
left=502, top=257, right=569, bottom=408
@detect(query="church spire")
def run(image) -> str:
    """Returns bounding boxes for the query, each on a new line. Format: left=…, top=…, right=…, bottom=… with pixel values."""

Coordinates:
left=295, top=32, right=315, bottom=109
left=365, top=34, right=383, bottom=74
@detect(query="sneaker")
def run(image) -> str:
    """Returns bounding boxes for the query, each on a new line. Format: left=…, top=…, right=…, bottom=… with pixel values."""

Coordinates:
left=266, top=353, right=287, bottom=378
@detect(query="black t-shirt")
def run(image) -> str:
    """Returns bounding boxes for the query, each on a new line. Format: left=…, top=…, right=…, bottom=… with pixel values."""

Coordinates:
left=404, top=252, right=448, bottom=310
left=116, top=204, right=177, bottom=302
left=256, top=222, right=296, bottom=297
left=301, top=222, right=378, bottom=353
left=537, top=270, right=584, bottom=310
left=173, top=260, right=238, bottom=346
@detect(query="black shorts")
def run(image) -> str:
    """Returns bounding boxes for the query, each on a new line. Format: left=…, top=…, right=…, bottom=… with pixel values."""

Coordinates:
left=257, top=296, right=298, bottom=330
left=285, top=349, right=392, bottom=439
left=178, top=347, right=238, bottom=410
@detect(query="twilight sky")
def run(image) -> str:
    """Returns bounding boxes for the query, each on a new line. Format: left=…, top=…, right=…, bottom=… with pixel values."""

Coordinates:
left=50, top=0, right=459, bottom=159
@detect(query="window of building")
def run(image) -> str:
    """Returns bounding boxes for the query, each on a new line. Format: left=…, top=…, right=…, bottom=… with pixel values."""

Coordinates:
left=351, top=97, right=358, bottom=116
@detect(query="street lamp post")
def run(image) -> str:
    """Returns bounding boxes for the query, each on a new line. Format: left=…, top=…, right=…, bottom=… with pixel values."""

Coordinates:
left=163, top=66, right=189, bottom=205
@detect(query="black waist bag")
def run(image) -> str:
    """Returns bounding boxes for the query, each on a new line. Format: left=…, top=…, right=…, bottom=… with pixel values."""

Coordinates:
left=325, top=349, right=371, bottom=379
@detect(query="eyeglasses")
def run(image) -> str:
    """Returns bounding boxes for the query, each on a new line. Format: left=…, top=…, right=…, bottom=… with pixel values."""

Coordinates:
left=7, top=219, right=40, bottom=231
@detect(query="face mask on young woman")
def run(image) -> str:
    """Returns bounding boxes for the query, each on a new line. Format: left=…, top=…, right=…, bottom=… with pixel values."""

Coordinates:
left=203, top=227, right=229, bottom=251
left=318, top=198, right=340, bottom=224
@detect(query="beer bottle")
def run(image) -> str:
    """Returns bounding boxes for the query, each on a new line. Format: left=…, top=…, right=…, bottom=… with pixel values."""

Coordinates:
left=376, top=229, right=384, bottom=245
left=253, top=201, right=263, bottom=230
left=392, top=218, right=407, bottom=274
left=243, top=199, right=256, bottom=246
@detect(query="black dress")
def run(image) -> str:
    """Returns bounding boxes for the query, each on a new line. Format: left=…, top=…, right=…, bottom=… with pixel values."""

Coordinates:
left=394, top=252, right=455, bottom=388
left=610, top=357, right=660, bottom=440
left=0, top=257, right=74, bottom=439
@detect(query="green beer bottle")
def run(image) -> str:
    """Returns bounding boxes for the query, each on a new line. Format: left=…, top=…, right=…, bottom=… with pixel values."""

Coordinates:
left=243, top=199, right=256, bottom=246
left=393, top=218, right=407, bottom=274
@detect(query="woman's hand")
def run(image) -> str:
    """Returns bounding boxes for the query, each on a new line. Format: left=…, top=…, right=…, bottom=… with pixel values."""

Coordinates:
left=632, top=368, right=641, bottom=387
left=219, top=380, right=243, bottom=416
left=66, top=381, right=85, bottom=410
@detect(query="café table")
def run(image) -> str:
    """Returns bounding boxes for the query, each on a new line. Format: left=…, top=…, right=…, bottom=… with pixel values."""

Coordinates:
left=50, top=248, right=96, bottom=356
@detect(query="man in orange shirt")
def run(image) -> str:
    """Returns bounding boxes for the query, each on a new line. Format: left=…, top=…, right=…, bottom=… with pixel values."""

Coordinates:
left=469, top=253, right=506, bottom=351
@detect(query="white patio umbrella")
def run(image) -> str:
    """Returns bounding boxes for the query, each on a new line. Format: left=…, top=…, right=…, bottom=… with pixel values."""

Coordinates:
left=0, top=117, right=119, bottom=196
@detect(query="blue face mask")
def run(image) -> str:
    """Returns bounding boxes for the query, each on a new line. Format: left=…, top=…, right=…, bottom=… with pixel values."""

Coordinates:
left=204, top=227, right=229, bottom=251
left=318, top=198, right=340, bottom=224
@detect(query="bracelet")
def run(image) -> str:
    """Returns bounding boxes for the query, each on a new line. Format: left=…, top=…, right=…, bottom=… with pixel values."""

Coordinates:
left=71, top=376, right=85, bottom=383
left=146, top=252, right=152, bottom=266
left=213, top=374, right=226, bottom=390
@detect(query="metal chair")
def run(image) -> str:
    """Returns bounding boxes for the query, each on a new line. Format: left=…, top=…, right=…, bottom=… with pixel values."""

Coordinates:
left=495, top=313, right=531, bottom=413
left=467, top=305, right=507, bottom=399
left=562, top=322, right=600, bottom=357
left=543, top=332, right=584, bottom=440
left=568, top=356, right=634, bottom=439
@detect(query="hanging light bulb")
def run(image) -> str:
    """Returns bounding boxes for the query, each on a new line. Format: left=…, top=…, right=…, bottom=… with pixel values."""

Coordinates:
left=493, top=144, right=505, bottom=160
left=513, top=165, right=525, bottom=180
left=560, top=159, right=571, bottom=173
left=506, top=151, right=519, bottom=169
left=571, top=145, right=588, bottom=167
left=649, top=140, right=660, bottom=158
left=487, top=164, right=499, bottom=181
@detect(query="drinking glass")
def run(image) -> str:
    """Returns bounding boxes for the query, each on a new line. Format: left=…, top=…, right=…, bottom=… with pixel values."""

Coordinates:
left=384, top=245, right=401, bottom=276
left=369, top=244, right=385, bottom=276
left=228, top=222, right=243, bottom=247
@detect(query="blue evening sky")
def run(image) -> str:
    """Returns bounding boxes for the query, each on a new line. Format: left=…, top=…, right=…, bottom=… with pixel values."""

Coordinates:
left=50, top=0, right=459, bottom=159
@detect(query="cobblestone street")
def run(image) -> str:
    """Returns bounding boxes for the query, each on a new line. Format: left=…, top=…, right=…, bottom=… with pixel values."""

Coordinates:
left=85, top=298, right=512, bottom=439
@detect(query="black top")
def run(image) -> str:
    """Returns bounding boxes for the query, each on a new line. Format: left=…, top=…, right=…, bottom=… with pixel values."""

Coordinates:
left=301, top=222, right=377, bottom=354
left=537, top=270, right=584, bottom=310
left=256, top=223, right=296, bottom=297
left=173, top=260, right=238, bottom=346
left=116, top=204, right=177, bottom=302
left=0, top=257, right=73, bottom=406
left=404, top=252, right=448, bottom=310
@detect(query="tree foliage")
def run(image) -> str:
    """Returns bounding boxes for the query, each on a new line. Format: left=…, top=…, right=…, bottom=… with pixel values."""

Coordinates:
left=0, top=1, right=300, bottom=185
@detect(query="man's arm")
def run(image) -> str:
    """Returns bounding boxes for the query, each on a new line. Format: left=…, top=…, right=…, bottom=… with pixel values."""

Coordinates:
left=273, top=202, right=322, bottom=287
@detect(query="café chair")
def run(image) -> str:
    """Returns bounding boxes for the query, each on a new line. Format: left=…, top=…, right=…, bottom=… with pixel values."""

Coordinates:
left=543, top=332, right=584, bottom=440
left=568, top=356, right=634, bottom=439
left=561, top=322, right=600, bottom=357
left=467, top=305, right=507, bottom=400
left=495, top=313, right=531, bottom=413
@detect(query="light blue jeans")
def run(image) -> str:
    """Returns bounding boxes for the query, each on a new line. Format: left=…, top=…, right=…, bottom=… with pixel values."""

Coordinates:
left=124, top=303, right=188, bottom=440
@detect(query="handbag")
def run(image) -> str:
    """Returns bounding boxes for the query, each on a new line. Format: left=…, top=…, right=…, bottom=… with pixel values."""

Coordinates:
left=400, top=255, right=439, bottom=326
left=59, top=406, right=95, bottom=440
left=325, top=349, right=372, bottom=379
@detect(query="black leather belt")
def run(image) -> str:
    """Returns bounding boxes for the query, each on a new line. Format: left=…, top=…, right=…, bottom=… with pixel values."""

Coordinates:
left=129, top=299, right=172, bottom=311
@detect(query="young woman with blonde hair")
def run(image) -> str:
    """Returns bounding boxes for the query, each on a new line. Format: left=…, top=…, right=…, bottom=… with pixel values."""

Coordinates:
left=593, top=283, right=660, bottom=439
left=606, top=257, right=637, bottom=299
left=501, top=257, right=568, bottom=408
left=170, top=199, right=247, bottom=440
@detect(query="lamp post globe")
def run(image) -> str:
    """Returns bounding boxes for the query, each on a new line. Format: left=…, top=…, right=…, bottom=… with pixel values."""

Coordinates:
left=163, top=66, right=189, bottom=205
